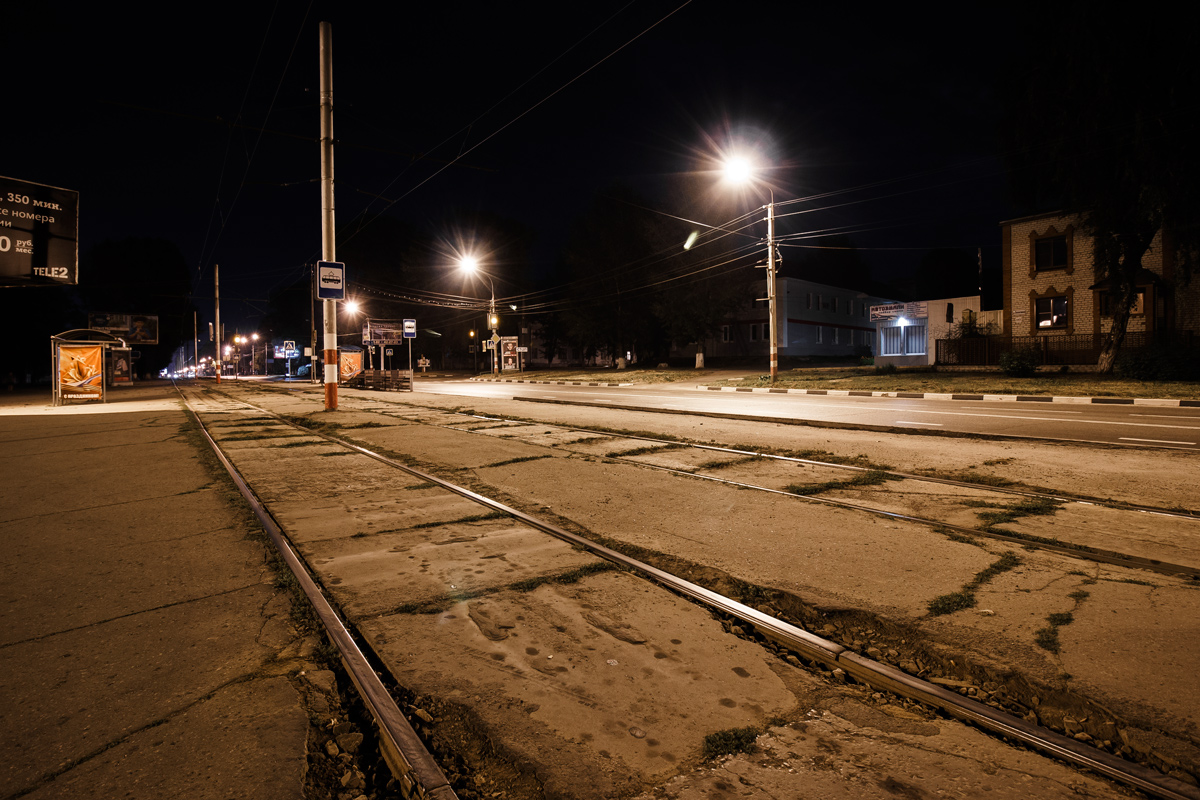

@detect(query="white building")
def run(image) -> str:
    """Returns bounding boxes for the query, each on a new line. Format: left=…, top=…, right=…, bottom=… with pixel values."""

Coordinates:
left=873, top=295, right=1003, bottom=367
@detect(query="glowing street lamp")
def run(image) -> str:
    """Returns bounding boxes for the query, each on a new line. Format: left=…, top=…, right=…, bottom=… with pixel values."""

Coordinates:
left=722, top=156, right=780, bottom=383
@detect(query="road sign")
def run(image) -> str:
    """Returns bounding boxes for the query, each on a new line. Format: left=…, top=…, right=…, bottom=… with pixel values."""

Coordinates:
left=516, top=346, right=528, bottom=353
left=490, top=332, right=501, bottom=346
left=385, top=348, right=393, bottom=356
left=316, top=261, right=345, bottom=300
left=403, top=319, right=416, bottom=338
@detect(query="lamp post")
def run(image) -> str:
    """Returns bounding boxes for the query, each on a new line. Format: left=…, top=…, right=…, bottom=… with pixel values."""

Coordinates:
left=459, top=256, right=499, bottom=376
left=251, top=333, right=259, bottom=375
left=723, top=157, right=779, bottom=383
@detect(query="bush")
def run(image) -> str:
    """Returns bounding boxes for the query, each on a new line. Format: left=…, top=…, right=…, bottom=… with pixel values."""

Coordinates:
left=1114, top=345, right=1200, bottom=381
left=998, top=346, right=1040, bottom=378
left=874, top=362, right=896, bottom=375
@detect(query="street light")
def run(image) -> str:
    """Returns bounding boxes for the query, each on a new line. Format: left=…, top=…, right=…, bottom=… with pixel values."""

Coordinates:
left=722, top=157, right=780, bottom=383
left=459, top=256, right=499, bottom=376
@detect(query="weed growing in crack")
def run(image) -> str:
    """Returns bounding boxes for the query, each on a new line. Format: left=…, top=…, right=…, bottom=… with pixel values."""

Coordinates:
left=508, top=561, right=616, bottom=592
left=702, top=727, right=759, bottom=759
left=786, top=469, right=899, bottom=496
left=1035, top=627, right=1061, bottom=652
left=607, top=443, right=688, bottom=458
left=411, top=511, right=509, bottom=529
left=976, top=497, right=1061, bottom=531
left=481, top=455, right=552, bottom=468
left=927, top=552, right=1021, bottom=616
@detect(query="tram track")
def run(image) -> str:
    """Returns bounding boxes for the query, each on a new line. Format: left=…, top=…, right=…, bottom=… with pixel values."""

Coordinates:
left=355, top=400, right=1200, bottom=581
left=182, top=383, right=1200, bottom=800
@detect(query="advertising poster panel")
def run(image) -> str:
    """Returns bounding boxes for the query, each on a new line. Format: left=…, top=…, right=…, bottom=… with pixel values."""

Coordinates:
left=362, top=321, right=404, bottom=345
left=88, top=313, right=159, bottom=344
left=111, top=348, right=132, bottom=383
left=500, top=336, right=518, bottom=371
left=338, top=351, right=363, bottom=383
left=58, top=344, right=104, bottom=400
left=0, top=176, right=79, bottom=286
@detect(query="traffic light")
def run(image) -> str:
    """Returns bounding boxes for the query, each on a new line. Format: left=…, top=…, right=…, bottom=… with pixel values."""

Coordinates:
left=488, top=314, right=499, bottom=328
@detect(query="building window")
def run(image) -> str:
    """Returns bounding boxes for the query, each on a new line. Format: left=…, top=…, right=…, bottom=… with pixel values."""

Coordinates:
left=1029, top=224, right=1074, bottom=275
left=720, top=325, right=731, bottom=343
left=749, top=324, right=758, bottom=341
left=1035, top=296, right=1069, bottom=328
left=946, top=302, right=955, bottom=323
left=820, top=295, right=829, bottom=311
left=1100, top=291, right=1144, bottom=316
left=762, top=322, right=769, bottom=340
left=815, top=326, right=823, bottom=344
left=807, top=292, right=813, bottom=309
left=833, top=327, right=839, bottom=345
left=832, top=297, right=839, bottom=313
left=880, top=324, right=926, bottom=356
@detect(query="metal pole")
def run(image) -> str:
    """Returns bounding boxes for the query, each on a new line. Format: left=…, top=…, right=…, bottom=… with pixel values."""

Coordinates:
left=319, top=21, right=338, bottom=410
left=766, top=197, right=778, bottom=383
left=214, top=263, right=222, bottom=384
left=193, top=311, right=198, bottom=378
left=489, top=282, right=498, bottom=376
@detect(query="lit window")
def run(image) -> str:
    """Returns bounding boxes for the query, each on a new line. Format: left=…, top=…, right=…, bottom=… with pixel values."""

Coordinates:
left=1035, top=296, right=1068, bottom=328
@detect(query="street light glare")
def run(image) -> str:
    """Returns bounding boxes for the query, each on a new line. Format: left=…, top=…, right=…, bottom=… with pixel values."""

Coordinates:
left=460, top=255, right=479, bottom=273
left=345, top=300, right=360, bottom=315
left=723, top=157, right=754, bottom=184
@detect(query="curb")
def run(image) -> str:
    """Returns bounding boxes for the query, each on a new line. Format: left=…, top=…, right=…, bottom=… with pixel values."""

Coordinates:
left=698, top=385, right=1200, bottom=407
left=470, top=377, right=632, bottom=387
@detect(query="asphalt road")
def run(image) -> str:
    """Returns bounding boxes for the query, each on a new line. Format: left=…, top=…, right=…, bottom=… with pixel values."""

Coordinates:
left=411, top=379, right=1200, bottom=451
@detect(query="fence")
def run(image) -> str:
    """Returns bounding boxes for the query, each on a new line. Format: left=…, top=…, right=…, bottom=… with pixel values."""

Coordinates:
left=343, top=368, right=413, bottom=391
left=935, top=332, right=1195, bottom=366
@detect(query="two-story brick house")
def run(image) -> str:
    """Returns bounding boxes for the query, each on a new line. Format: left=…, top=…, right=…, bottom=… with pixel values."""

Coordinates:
left=1001, top=211, right=1200, bottom=351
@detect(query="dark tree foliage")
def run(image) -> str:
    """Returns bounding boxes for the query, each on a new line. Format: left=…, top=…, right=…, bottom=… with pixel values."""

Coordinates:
left=76, top=237, right=195, bottom=373
left=559, top=188, right=681, bottom=364
left=1003, top=6, right=1200, bottom=371
left=783, top=235, right=871, bottom=291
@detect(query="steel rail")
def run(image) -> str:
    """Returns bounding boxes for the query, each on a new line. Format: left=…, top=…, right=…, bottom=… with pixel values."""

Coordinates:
left=469, top=401, right=1200, bottom=522
left=370, top=406, right=1200, bottom=579
left=215, top=389, right=1199, bottom=800
left=177, top=389, right=458, bottom=800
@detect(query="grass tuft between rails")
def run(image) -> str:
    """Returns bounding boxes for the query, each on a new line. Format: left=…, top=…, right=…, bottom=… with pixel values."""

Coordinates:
left=927, top=552, right=1021, bottom=617
left=785, top=469, right=900, bottom=496
left=702, top=726, right=759, bottom=759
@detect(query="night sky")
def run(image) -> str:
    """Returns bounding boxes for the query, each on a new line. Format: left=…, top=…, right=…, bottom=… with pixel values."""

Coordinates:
left=5, top=1, right=1024, bottom=339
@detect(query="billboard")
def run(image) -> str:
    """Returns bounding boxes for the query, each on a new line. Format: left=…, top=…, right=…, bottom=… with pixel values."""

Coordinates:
left=338, top=350, right=363, bottom=382
left=501, top=336, right=519, bottom=371
left=362, top=320, right=404, bottom=345
left=88, top=313, right=159, bottom=344
left=58, top=344, right=104, bottom=400
left=0, top=176, right=79, bottom=286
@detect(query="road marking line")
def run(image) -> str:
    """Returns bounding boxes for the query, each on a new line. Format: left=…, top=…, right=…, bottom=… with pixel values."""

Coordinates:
left=1119, top=437, right=1197, bottom=445
left=896, top=421, right=943, bottom=426
left=1131, top=414, right=1200, bottom=419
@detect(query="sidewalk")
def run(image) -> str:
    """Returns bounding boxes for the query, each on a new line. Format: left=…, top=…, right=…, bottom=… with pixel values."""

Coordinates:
left=0, top=384, right=311, bottom=799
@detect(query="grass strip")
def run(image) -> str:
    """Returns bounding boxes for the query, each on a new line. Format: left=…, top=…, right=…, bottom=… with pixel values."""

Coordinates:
left=411, top=511, right=509, bottom=529
left=927, top=551, right=1021, bottom=616
left=785, top=469, right=899, bottom=496
left=480, top=455, right=552, bottom=468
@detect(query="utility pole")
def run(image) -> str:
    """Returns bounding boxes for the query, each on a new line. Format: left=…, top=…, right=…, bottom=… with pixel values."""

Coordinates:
left=319, top=21, right=338, bottom=410
left=766, top=198, right=778, bottom=383
left=193, top=311, right=199, bottom=378
left=214, top=263, right=222, bottom=384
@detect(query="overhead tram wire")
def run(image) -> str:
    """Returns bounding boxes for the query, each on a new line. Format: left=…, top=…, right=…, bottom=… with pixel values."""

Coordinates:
left=318, top=1, right=695, bottom=262
left=196, top=1, right=315, bottom=276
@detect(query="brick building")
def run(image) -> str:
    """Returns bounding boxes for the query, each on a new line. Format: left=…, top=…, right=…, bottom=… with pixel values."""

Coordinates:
left=1001, top=211, right=1200, bottom=340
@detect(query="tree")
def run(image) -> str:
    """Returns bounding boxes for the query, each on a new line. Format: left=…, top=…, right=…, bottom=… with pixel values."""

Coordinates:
left=1003, top=6, right=1200, bottom=372
left=76, top=238, right=195, bottom=373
